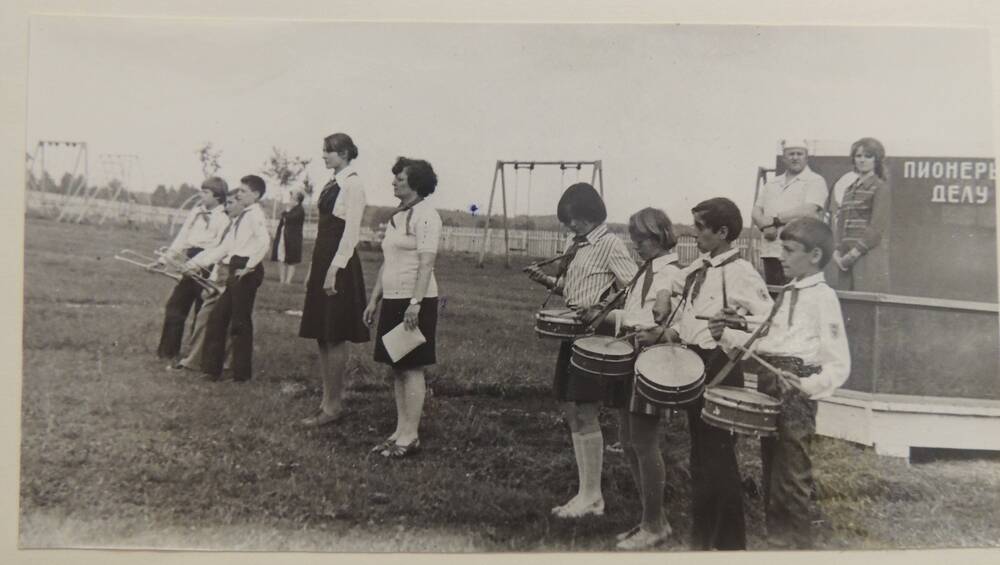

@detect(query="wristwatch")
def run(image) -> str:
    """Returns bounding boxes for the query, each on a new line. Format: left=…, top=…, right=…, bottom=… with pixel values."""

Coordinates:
left=409, top=298, right=420, bottom=306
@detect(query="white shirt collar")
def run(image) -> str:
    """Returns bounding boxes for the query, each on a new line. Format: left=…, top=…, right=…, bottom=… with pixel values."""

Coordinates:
left=650, top=252, right=679, bottom=272
left=334, top=164, right=358, bottom=185
left=707, top=247, right=740, bottom=267
left=782, top=165, right=819, bottom=184
left=788, top=271, right=826, bottom=289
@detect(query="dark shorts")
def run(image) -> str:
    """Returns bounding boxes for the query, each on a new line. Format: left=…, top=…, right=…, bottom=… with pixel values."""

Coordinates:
left=373, top=297, right=438, bottom=369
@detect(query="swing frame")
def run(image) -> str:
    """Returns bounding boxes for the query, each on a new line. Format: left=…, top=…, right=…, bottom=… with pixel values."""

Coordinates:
left=477, top=160, right=603, bottom=268
left=27, top=140, right=90, bottom=220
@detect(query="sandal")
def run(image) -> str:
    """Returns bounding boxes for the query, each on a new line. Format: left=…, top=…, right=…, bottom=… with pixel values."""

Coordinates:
left=370, top=437, right=397, bottom=454
left=381, top=438, right=421, bottom=458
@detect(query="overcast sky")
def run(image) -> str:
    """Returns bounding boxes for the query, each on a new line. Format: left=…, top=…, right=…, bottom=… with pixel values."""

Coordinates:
left=26, top=17, right=994, bottom=222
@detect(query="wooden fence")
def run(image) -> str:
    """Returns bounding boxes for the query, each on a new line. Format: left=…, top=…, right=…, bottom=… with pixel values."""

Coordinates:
left=25, top=190, right=762, bottom=267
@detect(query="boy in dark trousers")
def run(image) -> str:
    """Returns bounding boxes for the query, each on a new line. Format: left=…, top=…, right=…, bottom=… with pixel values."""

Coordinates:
left=711, top=217, right=851, bottom=549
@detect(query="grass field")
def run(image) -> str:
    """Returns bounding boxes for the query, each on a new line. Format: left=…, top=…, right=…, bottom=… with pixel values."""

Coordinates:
left=18, top=217, right=1000, bottom=552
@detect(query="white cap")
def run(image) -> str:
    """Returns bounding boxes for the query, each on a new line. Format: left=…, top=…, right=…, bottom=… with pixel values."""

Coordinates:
left=778, top=138, right=811, bottom=153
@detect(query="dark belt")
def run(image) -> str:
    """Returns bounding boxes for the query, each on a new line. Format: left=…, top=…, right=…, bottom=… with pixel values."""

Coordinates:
left=748, top=355, right=820, bottom=378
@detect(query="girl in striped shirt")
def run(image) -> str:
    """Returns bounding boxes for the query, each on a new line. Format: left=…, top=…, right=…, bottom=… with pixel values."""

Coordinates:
left=525, top=183, right=636, bottom=519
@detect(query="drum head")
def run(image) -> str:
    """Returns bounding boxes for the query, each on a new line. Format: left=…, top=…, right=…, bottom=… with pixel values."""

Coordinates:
left=573, top=335, right=633, bottom=357
left=705, top=386, right=781, bottom=408
left=635, top=345, right=705, bottom=388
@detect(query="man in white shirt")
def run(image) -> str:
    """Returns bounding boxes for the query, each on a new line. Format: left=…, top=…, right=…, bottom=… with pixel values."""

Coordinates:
left=187, top=175, right=271, bottom=382
left=752, top=139, right=828, bottom=287
left=155, top=176, right=228, bottom=361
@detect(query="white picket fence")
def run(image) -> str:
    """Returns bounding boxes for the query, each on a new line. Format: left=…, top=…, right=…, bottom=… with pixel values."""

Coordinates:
left=25, top=190, right=762, bottom=266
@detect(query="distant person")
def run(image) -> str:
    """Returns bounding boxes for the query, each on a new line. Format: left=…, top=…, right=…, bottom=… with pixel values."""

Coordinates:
left=299, top=133, right=370, bottom=427
left=827, top=137, right=891, bottom=292
left=364, top=157, right=442, bottom=458
left=186, top=175, right=270, bottom=382
left=272, top=190, right=306, bottom=284
left=153, top=177, right=228, bottom=364
left=712, top=217, right=850, bottom=549
left=524, top=183, right=637, bottom=519
left=752, top=139, right=828, bottom=287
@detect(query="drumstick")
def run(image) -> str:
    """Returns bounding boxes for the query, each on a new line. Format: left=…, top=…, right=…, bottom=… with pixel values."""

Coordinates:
left=734, top=345, right=805, bottom=392
left=609, top=331, right=639, bottom=345
left=695, top=315, right=764, bottom=326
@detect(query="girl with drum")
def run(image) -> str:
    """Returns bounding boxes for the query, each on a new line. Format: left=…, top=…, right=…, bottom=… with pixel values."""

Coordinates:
left=524, top=183, right=637, bottom=519
left=298, top=133, right=370, bottom=427
left=363, top=157, right=441, bottom=458
left=603, top=208, right=682, bottom=549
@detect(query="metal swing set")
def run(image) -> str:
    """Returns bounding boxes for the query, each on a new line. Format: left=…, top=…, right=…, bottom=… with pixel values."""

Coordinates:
left=477, top=159, right=604, bottom=268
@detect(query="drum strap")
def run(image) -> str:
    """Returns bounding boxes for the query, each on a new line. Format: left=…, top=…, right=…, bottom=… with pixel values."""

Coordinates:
left=706, top=283, right=791, bottom=388
left=541, top=235, right=589, bottom=308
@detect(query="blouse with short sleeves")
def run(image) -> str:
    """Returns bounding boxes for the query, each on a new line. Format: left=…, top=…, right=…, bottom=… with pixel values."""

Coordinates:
left=380, top=199, right=441, bottom=299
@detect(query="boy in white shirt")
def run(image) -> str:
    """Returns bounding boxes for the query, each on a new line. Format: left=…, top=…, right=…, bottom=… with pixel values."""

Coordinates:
left=710, top=217, right=850, bottom=549
left=155, top=177, right=228, bottom=361
left=187, top=175, right=271, bottom=382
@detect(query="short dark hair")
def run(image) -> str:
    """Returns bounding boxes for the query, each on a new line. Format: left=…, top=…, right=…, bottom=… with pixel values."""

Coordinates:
left=780, top=217, right=834, bottom=267
left=241, top=174, right=266, bottom=198
left=628, top=207, right=677, bottom=251
left=691, top=197, right=742, bottom=242
left=200, top=176, right=229, bottom=204
left=557, top=183, right=607, bottom=225
left=392, top=157, right=438, bottom=197
left=324, top=132, right=359, bottom=161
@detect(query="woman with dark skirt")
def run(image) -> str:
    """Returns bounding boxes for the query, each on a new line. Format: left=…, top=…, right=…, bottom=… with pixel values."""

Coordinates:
left=363, top=157, right=441, bottom=458
left=272, top=190, right=305, bottom=284
left=298, top=133, right=370, bottom=427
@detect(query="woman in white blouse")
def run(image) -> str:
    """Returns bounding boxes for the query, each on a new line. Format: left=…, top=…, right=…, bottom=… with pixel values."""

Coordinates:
left=298, top=133, right=371, bottom=427
left=363, top=157, right=441, bottom=458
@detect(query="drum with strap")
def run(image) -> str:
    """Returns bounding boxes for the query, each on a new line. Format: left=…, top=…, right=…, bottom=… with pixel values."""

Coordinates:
left=701, top=386, right=782, bottom=437
left=535, top=309, right=592, bottom=340
left=634, top=344, right=706, bottom=407
left=569, top=335, right=635, bottom=378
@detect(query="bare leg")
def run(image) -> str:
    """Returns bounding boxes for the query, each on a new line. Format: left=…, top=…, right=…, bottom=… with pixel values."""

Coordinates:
left=286, top=265, right=297, bottom=285
left=320, top=340, right=349, bottom=416
left=394, top=368, right=426, bottom=444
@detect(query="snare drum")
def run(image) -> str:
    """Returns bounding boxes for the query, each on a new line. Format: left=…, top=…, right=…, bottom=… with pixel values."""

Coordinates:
left=569, top=335, right=635, bottom=378
left=700, top=386, right=782, bottom=437
left=535, top=309, right=592, bottom=339
left=634, top=344, right=706, bottom=407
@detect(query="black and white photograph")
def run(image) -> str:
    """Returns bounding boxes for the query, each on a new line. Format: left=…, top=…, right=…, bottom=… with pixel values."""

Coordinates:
left=7, top=0, right=1000, bottom=561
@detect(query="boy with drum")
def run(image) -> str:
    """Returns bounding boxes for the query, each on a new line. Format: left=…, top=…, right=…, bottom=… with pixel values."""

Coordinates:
left=709, top=217, right=850, bottom=549
left=524, top=183, right=636, bottom=519
left=658, top=197, right=773, bottom=551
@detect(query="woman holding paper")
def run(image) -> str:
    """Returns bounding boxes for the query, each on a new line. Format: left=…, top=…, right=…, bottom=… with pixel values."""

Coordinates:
left=363, top=157, right=441, bottom=458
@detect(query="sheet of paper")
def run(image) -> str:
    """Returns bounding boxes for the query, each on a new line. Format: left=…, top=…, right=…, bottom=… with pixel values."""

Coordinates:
left=382, top=322, right=427, bottom=363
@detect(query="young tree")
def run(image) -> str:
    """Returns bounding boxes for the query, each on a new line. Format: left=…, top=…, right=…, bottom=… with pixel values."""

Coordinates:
left=261, top=147, right=311, bottom=216
left=197, top=142, right=222, bottom=179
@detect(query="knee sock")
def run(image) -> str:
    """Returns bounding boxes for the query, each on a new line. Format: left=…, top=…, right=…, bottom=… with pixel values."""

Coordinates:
left=577, top=430, right=604, bottom=501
